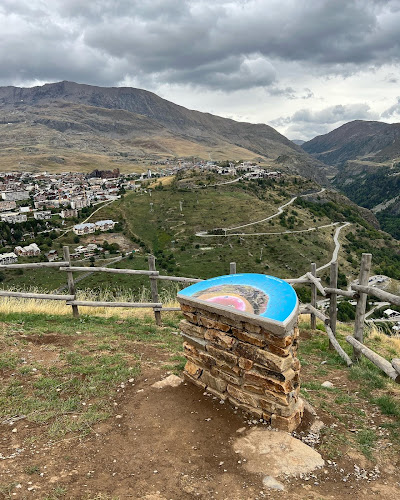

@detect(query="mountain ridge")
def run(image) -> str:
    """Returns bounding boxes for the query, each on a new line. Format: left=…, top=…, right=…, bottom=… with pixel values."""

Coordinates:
left=0, top=81, right=330, bottom=183
left=301, top=119, right=400, bottom=239
left=302, top=119, right=400, bottom=166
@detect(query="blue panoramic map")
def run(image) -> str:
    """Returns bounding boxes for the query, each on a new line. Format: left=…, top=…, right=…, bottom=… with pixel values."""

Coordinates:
left=178, top=273, right=298, bottom=323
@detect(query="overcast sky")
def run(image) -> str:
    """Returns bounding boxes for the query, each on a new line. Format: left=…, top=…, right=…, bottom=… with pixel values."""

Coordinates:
left=1, top=0, right=400, bottom=140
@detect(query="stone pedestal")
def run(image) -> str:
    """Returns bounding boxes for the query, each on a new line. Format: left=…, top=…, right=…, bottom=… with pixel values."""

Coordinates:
left=177, top=296, right=303, bottom=432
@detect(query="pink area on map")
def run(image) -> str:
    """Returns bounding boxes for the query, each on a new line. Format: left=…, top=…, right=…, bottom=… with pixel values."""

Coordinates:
left=205, top=295, right=247, bottom=311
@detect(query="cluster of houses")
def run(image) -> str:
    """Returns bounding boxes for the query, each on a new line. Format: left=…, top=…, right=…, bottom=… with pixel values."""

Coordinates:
left=73, top=220, right=116, bottom=235
left=0, top=241, right=111, bottom=265
left=209, top=162, right=282, bottom=179
left=0, top=243, right=41, bottom=265
left=149, top=160, right=282, bottom=180
left=0, top=170, right=129, bottom=226
left=71, top=244, right=102, bottom=259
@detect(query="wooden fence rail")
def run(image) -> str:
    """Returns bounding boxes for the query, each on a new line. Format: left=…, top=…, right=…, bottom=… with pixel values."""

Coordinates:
left=66, top=300, right=163, bottom=309
left=0, top=290, right=74, bottom=301
left=59, top=266, right=159, bottom=276
left=351, top=284, right=400, bottom=307
left=1, top=247, right=399, bottom=383
left=0, top=246, right=211, bottom=323
left=0, top=261, right=69, bottom=269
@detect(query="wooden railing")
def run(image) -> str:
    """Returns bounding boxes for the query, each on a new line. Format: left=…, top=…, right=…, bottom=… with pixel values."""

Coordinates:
left=0, top=246, right=204, bottom=325
left=300, top=253, right=400, bottom=383
left=0, top=247, right=399, bottom=381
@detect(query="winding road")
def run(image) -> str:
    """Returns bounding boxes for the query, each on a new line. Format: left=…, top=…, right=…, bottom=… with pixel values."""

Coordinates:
left=195, top=188, right=326, bottom=237
left=315, top=222, right=350, bottom=272
left=194, top=187, right=351, bottom=273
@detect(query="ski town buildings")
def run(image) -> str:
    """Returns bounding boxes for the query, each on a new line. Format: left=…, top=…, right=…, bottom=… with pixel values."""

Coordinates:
left=14, top=243, right=41, bottom=257
left=0, top=252, right=18, bottom=265
left=72, top=220, right=117, bottom=235
left=0, top=212, right=27, bottom=224
left=0, top=201, right=17, bottom=212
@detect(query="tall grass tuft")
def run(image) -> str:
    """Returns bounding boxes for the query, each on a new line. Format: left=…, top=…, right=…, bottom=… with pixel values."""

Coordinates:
left=0, top=283, right=181, bottom=319
left=364, top=323, right=400, bottom=355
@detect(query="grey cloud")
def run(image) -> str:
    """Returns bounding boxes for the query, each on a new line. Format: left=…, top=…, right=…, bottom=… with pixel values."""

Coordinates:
left=381, top=97, right=400, bottom=118
left=272, top=103, right=380, bottom=141
left=2, top=1, right=400, bottom=92
left=267, top=87, right=314, bottom=100
left=267, top=87, right=297, bottom=99
left=291, top=103, right=379, bottom=124
left=384, top=73, right=399, bottom=83
left=162, top=55, right=277, bottom=91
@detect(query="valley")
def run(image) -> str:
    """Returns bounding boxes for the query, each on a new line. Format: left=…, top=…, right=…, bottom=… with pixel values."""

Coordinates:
left=302, top=120, right=400, bottom=240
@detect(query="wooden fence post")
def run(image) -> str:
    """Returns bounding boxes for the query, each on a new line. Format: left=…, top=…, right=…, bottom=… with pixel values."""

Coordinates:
left=329, top=261, right=338, bottom=349
left=230, top=262, right=237, bottom=274
left=148, top=255, right=162, bottom=326
left=353, top=253, right=372, bottom=361
left=63, top=246, right=79, bottom=318
left=310, top=262, right=317, bottom=330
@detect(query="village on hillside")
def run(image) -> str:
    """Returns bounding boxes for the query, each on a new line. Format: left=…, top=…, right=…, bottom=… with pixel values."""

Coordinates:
left=0, top=160, right=281, bottom=265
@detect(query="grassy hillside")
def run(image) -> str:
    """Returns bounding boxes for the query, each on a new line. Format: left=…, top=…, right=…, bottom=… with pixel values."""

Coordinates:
left=1, top=171, right=400, bottom=296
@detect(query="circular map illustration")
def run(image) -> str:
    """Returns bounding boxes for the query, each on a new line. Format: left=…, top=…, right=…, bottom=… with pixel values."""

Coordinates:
left=178, top=273, right=298, bottom=324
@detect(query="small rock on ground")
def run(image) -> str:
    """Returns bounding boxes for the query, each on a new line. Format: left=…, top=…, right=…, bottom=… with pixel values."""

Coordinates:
left=233, top=428, right=324, bottom=477
left=152, top=375, right=182, bottom=389
left=263, top=475, right=285, bottom=491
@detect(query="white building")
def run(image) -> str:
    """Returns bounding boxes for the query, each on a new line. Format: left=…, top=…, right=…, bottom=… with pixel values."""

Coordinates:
left=14, top=243, right=41, bottom=257
left=73, top=222, right=96, bottom=235
left=60, top=208, right=78, bottom=219
left=72, top=219, right=116, bottom=235
left=384, top=308, right=399, bottom=318
left=0, top=212, right=27, bottom=223
left=1, top=190, right=30, bottom=201
left=71, top=198, right=90, bottom=209
left=95, top=220, right=116, bottom=231
left=0, top=252, right=18, bottom=265
left=34, top=211, right=52, bottom=220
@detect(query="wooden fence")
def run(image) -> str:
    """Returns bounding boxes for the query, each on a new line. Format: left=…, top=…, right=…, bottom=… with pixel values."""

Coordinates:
left=0, top=247, right=399, bottom=382
left=300, top=253, right=400, bottom=383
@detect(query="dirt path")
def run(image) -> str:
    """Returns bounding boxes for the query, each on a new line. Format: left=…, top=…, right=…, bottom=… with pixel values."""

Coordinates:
left=316, top=222, right=350, bottom=272
left=196, top=188, right=326, bottom=238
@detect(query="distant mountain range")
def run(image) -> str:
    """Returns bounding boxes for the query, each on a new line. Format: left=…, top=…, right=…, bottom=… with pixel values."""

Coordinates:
left=302, top=120, right=400, bottom=166
left=302, top=120, right=400, bottom=239
left=0, top=81, right=329, bottom=183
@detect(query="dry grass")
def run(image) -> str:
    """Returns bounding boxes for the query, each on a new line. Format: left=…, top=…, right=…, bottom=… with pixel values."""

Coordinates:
left=0, top=285, right=180, bottom=319
left=299, top=312, right=400, bottom=357
left=149, top=176, right=175, bottom=188
left=365, top=323, right=400, bottom=354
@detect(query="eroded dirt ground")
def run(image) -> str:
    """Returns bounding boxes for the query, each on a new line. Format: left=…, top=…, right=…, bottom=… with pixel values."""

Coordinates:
left=0, top=324, right=399, bottom=499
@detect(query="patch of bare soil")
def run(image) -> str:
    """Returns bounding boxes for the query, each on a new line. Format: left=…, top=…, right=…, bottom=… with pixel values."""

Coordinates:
left=1, top=355, right=399, bottom=499
left=80, top=233, right=135, bottom=253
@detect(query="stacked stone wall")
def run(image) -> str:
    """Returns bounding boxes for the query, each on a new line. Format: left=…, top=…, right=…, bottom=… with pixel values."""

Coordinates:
left=179, top=302, right=303, bottom=432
